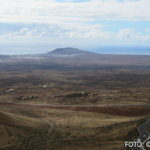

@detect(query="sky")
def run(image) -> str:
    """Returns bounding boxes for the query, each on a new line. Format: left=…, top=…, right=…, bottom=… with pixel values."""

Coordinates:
left=0, top=0, right=150, bottom=54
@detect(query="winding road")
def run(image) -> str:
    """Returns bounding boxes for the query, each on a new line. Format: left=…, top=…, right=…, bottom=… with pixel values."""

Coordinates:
left=132, top=118, right=150, bottom=150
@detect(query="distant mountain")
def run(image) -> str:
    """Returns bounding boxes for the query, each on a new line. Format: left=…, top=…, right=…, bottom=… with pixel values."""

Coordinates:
left=1, top=47, right=150, bottom=66
left=47, top=47, right=98, bottom=56
left=0, top=48, right=100, bottom=60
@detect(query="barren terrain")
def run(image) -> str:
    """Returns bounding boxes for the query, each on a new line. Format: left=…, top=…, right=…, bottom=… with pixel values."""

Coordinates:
left=1, top=53, right=150, bottom=149
left=0, top=104, right=149, bottom=150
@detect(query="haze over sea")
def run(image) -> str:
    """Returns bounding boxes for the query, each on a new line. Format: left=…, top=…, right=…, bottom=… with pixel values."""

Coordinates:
left=0, top=46, right=150, bottom=55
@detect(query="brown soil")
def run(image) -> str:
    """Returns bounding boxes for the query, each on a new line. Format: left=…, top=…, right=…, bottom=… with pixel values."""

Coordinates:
left=1, top=102, right=150, bottom=117
left=45, top=106, right=150, bottom=117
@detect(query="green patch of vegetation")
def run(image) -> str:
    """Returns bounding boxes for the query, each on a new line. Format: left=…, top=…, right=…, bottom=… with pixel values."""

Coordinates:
left=66, top=92, right=90, bottom=97
left=15, top=96, right=23, bottom=100
left=5, top=126, right=13, bottom=136
left=65, top=132, right=71, bottom=136
left=20, top=110, right=40, bottom=118
left=49, top=113, right=54, bottom=115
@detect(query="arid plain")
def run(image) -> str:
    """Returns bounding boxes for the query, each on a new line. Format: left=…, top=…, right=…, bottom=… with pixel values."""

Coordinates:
left=1, top=49, right=150, bottom=150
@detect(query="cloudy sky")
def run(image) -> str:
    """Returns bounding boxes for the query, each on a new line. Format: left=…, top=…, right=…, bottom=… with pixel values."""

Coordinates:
left=0, top=0, right=150, bottom=54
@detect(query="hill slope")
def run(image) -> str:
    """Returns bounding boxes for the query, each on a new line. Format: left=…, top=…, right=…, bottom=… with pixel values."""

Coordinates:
left=47, top=47, right=98, bottom=55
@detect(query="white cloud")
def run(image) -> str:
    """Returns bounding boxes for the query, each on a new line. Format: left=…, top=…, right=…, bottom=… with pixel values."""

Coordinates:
left=26, top=29, right=37, bottom=36
left=117, top=29, right=136, bottom=39
left=0, top=21, right=113, bottom=39
left=13, top=28, right=28, bottom=36
left=0, top=22, right=150, bottom=45
left=1, top=33, right=12, bottom=38
left=40, top=31, right=47, bottom=36
left=141, top=35, right=150, bottom=40
left=0, top=0, right=150, bottom=46
left=0, top=25, right=147, bottom=42
left=0, top=0, right=150, bottom=25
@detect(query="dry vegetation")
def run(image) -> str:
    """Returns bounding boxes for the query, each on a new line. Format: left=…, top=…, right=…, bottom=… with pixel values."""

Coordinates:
left=1, top=59, right=150, bottom=149
left=0, top=68, right=150, bottom=105
left=0, top=104, right=148, bottom=150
